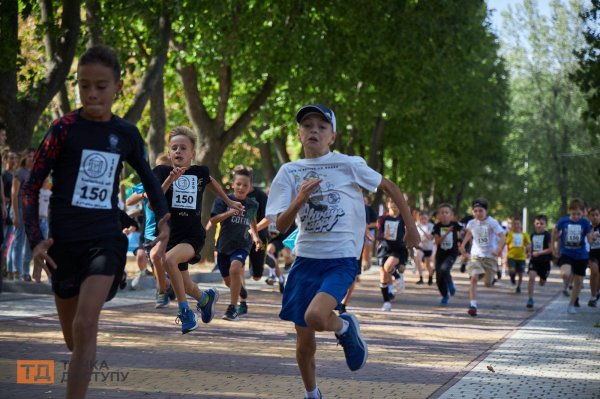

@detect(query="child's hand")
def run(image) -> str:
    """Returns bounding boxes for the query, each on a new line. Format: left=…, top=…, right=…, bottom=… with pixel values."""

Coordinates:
left=254, top=238, right=263, bottom=251
left=168, top=167, right=187, bottom=183
left=227, top=199, right=245, bottom=214
left=32, top=238, right=57, bottom=276
left=297, top=179, right=322, bottom=202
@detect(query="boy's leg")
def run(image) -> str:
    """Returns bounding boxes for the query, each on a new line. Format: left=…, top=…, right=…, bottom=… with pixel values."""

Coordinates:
left=295, top=325, right=317, bottom=392
left=589, top=261, right=599, bottom=304
left=570, top=275, right=583, bottom=306
left=181, top=270, right=202, bottom=300
left=527, top=270, right=537, bottom=298
left=560, top=264, right=572, bottom=293
left=229, top=259, right=244, bottom=306
left=66, top=275, right=114, bottom=399
left=55, top=295, right=79, bottom=351
left=304, top=292, right=342, bottom=332
left=149, top=245, right=168, bottom=292
left=163, top=244, right=195, bottom=303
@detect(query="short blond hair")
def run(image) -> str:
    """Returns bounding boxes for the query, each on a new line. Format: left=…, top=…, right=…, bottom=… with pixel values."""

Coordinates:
left=168, top=126, right=196, bottom=148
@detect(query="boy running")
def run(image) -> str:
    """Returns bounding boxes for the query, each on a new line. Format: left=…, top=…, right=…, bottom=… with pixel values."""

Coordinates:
left=152, top=127, right=243, bottom=333
left=210, top=165, right=261, bottom=320
left=552, top=199, right=594, bottom=314
left=526, top=214, right=552, bottom=308
left=22, top=45, right=170, bottom=399
left=459, top=198, right=505, bottom=317
left=432, top=203, right=462, bottom=305
left=588, top=207, right=600, bottom=307
left=506, top=218, right=531, bottom=294
left=266, top=104, right=419, bottom=399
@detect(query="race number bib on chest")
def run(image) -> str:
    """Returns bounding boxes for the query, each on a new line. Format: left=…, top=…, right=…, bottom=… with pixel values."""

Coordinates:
left=565, top=224, right=582, bottom=249
left=476, top=226, right=490, bottom=246
left=72, top=150, right=119, bottom=209
left=441, top=228, right=453, bottom=250
left=532, top=235, right=544, bottom=252
left=172, top=175, right=198, bottom=209
left=384, top=220, right=399, bottom=241
left=512, top=233, right=523, bottom=248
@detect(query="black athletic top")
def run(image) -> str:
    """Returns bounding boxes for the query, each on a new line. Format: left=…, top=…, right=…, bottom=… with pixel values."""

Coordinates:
left=153, top=164, right=211, bottom=236
left=22, top=109, right=168, bottom=249
left=377, top=214, right=406, bottom=251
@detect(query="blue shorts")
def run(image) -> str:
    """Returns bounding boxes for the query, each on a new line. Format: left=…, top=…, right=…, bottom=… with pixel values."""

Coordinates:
left=217, top=249, right=249, bottom=278
left=280, top=257, right=358, bottom=327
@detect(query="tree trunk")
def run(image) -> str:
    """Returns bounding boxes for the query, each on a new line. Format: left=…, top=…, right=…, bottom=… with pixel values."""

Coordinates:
left=368, top=115, right=385, bottom=170
left=146, top=72, right=166, bottom=166
left=253, top=126, right=277, bottom=184
left=0, top=0, right=80, bottom=151
left=273, top=136, right=291, bottom=164
left=85, top=0, right=102, bottom=47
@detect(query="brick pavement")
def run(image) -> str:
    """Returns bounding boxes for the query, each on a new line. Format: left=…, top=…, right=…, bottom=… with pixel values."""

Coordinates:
left=0, top=264, right=597, bottom=398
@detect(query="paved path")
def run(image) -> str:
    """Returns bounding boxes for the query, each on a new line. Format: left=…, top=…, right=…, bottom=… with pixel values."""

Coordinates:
left=0, top=264, right=598, bottom=398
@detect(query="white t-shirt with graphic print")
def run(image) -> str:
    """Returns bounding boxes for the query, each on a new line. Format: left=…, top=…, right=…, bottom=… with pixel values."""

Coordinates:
left=266, top=152, right=382, bottom=259
left=466, top=216, right=504, bottom=258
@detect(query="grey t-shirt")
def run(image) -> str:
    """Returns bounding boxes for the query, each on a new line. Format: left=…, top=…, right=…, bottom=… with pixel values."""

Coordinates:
left=211, top=194, right=259, bottom=255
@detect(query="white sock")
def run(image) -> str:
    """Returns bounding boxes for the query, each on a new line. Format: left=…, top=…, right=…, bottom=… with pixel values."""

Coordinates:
left=269, top=268, right=276, bottom=278
left=279, top=275, right=285, bottom=283
left=336, top=319, right=349, bottom=336
left=305, top=387, right=321, bottom=399
left=470, top=300, right=477, bottom=308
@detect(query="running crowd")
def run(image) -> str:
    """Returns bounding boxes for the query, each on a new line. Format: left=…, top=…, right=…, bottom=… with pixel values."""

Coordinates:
left=2, top=45, right=598, bottom=399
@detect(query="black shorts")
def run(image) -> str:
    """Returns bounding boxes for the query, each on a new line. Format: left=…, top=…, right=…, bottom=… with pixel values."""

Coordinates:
left=558, top=256, right=588, bottom=277
left=248, top=245, right=266, bottom=278
left=422, top=249, right=433, bottom=258
left=589, top=249, right=600, bottom=265
left=528, top=260, right=551, bottom=280
left=217, top=250, right=249, bottom=278
left=508, top=258, right=527, bottom=273
left=168, top=230, right=205, bottom=271
left=378, top=245, right=408, bottom=267
left=48, top=235, right=128, bottom=301
left=269, top=236, right=285, bottom=258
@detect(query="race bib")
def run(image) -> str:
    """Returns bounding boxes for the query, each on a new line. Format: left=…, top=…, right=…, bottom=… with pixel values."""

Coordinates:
left=532, top=235, right=544, bottom=252
left=172, top=175, right=198, bottom=209
left=72, top=150, right=119, bottom=209
left=565, top=224, right=582, bottom=249
left=441, top=227, right=453, bottom=250
left=512, top=233, right=523, bottom=248
left=476, top=226, right=490, bottom=247
left=384, top=220, right=399, bottom=241
left=590, top=232, right=600, bottom=250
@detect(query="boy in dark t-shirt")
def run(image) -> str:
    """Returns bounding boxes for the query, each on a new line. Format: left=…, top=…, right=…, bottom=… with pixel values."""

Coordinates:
left=377, top=197, right=409, bottom=312
left=210, top=166, right=261, bottom=321
left=152, top=127, right=244, bottom=334
left=526, top=214, right=553, bottom=309
left=432, top=203, right=463, bottom=305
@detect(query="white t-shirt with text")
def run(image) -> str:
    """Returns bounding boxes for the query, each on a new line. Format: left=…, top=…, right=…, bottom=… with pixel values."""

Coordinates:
left=466, top=216, right=504, bottom=258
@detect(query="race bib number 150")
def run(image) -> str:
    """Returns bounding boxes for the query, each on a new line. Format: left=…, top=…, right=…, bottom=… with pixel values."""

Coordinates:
left=72, top=150, right=119, bottom=209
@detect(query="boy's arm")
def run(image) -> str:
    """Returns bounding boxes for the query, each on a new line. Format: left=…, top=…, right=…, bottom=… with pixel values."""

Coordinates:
left=378, top=177, right=420, bottom=248
left=492, top=232, right=506, bottom=257
left=275, top=178, right=321, bottom=234
left=208, top=209, right=236, bottom=226
left=207, top=178, right=244, bottom=213
left=460, top=230, right=472, bottom=256
left=250, top=217, right=262, bottom=250
left=256, top=217, right=271, bottom=232
left=551, top=228, right=560, bottom=257
left=126, top=192, right=144, bottom=206
left=160, top=167, right=186, bottom=193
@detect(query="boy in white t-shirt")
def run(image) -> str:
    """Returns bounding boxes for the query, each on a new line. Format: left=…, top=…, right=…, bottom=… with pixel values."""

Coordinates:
left=266, top=104, right=419, bottom=399
left=459, top=198, right=505, bottom=317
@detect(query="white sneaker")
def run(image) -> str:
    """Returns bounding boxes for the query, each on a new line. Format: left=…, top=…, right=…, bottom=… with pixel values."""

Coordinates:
left=567, top=305, right=577, bottom=314
left=131, top=270, right=145, bottom=290
left=398, top=273, right=405, bottom=292
left=381, top=302, right=392, bottom=312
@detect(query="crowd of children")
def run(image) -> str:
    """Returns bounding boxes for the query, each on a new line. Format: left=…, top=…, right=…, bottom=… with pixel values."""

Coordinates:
left=3, top=44, right=598, bottom=399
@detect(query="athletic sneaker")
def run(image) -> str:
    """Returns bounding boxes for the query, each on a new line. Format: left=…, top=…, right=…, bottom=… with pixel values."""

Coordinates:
left=460, top=263, right=466, bottom=273
left=279, top=276, right=286, bottom=293
left=197, top=288, right=219, bottom=323
left=388, top=292, right=395, bottom=301
left=222, top=304, right=239, bottom=321
left=448, top=282, right=456, bottom=296
left=467, top=306, right=477, bottom=317
left=131, top=270, right=144, bottom=290
left=237, top=302, right=248, bottom=316
left=428, top=276, right=433, bottom=286
left=567, top=305, right=577, bottom=314
left=155, top=291, right=169, bottom=308
left=416, top=277, right=424, bottom=285
left=516, top=286, right=521, bottom=294
left=381, top=301, right=392, bottom=311
left=497, top=270, right=502, bottom=280
left=335, top=313, right=368, bottom=371
left=176, top=307, right=198, bottom=334
left=166, top=284, right=176, bottom=300
left=304, top=388, right=323, bottom=399
left=265, top=277, right=275, bottom=286
left=574, top=297, right=580, bottom=308
left=590, top=299, right=598, bottom=308
left=510, top=273, right=516, bottom=285
left=562, top=289, right=570, bottom=297
left=440, top=296, right=449, bottom=305
left=526, top=298, right=534, bottom=308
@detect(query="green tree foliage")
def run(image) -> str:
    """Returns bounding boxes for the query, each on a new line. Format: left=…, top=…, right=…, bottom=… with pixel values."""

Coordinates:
left=499, top=0, right=600, bottom=219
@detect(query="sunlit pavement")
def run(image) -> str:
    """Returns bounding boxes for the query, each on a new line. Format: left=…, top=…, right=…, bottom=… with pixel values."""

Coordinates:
left=0, top=263, right=598, bottom=398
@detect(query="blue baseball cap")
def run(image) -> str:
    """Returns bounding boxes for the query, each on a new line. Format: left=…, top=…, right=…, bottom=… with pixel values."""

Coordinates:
left=296, top=104, right=337, bottom=132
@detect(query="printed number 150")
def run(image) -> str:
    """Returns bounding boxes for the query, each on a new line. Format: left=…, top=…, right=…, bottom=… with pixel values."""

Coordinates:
left=80, top=186, right=108, bottom=201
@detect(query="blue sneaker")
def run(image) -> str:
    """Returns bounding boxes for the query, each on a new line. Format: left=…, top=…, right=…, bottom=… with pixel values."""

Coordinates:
left=197, top=288, right=219, bottom=323
left=335, top=313, right=368, bottom=371
left=176, top=307, right=198, bottom=334
left=155, top=291, right=170, bottom=309
left=526, top=298, right=534, bottom=308
left=448, top=282, right=456, bottom=296
left=441, top=296, right=449, bottom=305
